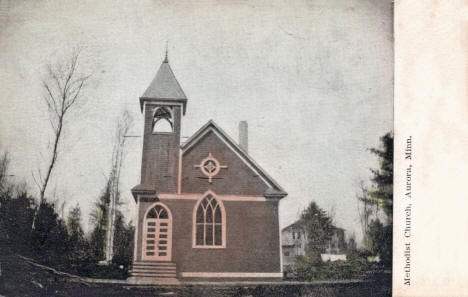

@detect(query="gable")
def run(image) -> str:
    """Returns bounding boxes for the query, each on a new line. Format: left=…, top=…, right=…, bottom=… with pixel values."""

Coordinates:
left=181, top=120, right=286, bottom=198
left=181, top=130, right=272, bottom=196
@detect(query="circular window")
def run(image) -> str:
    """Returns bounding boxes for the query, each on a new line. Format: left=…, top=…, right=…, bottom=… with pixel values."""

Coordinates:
left=195, top=153, right=227, bottom=183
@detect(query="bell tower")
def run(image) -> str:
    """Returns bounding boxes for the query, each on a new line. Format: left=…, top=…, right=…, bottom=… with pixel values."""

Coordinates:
left=135, top=54, right=187, bottom=194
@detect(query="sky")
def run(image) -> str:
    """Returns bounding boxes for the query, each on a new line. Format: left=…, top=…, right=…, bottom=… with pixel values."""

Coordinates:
left=0, top=0, right=393, bottom=241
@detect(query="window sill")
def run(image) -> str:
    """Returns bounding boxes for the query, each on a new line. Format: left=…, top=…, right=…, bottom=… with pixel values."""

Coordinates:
left=152, top=132, right=175, bottom=135
left=193, top=245, right=226, bottom=249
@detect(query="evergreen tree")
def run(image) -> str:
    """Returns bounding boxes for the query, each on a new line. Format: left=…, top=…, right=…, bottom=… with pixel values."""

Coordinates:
left=66, top=204, right=84, bottom=242
left=367, top=219, right=384, bottom=255
left=347, top=234, right=357, bottom=253
left=0, top=191, right=36, bottom=253
left=31, top=201, right=69, bottom=267
left=112, top=211, right=134, bottom=270
left=300, top=201, right=334, bottom=260
left=359, top=132, right=393, bottom=266
left=368, top=132, right=393, bottom=223
left=367, top=219, right=392, bottom=266
left=66, top=204, right=88, bottom=268
left=89, top=181, right=111, bottom=261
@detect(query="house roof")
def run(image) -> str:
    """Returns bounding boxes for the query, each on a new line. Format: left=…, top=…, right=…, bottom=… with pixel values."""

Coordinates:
left=282, top=220, right=304, bottom=232
left=181, top=120, right=287, bottom=198
left=139, top=58, right=187, bottom=114
left=282, top=220, right=345, bottom=234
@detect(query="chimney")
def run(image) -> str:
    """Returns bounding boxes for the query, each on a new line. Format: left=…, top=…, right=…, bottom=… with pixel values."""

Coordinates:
left=238, top=121, right=248, bottom=152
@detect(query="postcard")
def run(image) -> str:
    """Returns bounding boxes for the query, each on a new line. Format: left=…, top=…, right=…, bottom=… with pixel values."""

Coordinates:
left=0, top=1, right=465, bottom=296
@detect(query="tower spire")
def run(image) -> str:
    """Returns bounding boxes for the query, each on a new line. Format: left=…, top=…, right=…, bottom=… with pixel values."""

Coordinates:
left=164, top=41, right=169, bottom=63
left=140, top=45, right=187, bottom=114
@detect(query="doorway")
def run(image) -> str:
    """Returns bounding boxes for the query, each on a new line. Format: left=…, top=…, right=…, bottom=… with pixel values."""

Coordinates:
left=142, top=203, right=172, bottom=261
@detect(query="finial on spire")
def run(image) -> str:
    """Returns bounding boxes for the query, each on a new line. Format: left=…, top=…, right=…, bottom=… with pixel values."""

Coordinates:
left=163, top=41, right=169, bottom=63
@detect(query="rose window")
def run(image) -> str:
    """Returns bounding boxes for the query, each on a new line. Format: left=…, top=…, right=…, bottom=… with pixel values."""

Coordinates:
left=194, top=153, right=227, bottom=183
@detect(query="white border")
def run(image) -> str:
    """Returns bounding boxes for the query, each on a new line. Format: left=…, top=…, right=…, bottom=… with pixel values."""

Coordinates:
left=180, top=272, right=283, bottom=278
left=177, top=148, right=182, bottom=194
left=279, top=199, right=284, bottom=275
left=133, top=196, right=140, bottom=261
left=143, top=101, right=183, bottom=111
left=158, top=192, right=266, bottom=202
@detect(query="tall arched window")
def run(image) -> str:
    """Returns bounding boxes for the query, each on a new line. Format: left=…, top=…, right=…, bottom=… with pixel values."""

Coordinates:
left=152, top=107, right=173, bottom=133
left=194, top=194, right=225, bottom=247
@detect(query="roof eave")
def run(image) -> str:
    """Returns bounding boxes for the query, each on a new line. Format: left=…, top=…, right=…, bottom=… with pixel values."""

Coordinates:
left=264, top=191, right=288, bottom=200
left=131, top=184, right=157, bottom=202
left=139, top=97, right=188, bottom=114
left=282, top=220, right=305, bottom=232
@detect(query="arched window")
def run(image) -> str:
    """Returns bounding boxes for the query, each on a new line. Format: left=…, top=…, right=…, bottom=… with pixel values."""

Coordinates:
left=146, top=204, right=168, bottom=219
left=152, top=107, right=173, bottom=133
left=194, top=194, right=225, bottom=247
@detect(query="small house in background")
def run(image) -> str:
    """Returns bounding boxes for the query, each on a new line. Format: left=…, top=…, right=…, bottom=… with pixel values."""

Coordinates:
left=281, top=221, right=307, bottom=268
left=281, top=221, right=348, bottom=270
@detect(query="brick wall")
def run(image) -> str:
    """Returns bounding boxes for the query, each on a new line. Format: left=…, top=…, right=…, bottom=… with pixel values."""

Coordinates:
left=182, top=131, right=269, bottom=196
left=135, top=198, right=281, bottom=274
left=140, top=104, right=181, bottom=192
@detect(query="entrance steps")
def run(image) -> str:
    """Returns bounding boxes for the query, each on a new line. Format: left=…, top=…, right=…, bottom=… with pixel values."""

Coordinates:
left=130, top=261, right=177, bottom=279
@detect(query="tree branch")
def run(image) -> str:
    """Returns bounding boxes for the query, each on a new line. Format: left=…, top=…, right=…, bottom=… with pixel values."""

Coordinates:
left=37, top=50, right=90, bottom=203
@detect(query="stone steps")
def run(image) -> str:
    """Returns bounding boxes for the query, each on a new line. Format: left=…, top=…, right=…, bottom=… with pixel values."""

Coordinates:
left=130, top=261, right=177, bottom=278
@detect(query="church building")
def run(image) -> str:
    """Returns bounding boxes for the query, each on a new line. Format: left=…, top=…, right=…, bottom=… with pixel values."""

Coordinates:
left=130, top=54, right=287, bottom=282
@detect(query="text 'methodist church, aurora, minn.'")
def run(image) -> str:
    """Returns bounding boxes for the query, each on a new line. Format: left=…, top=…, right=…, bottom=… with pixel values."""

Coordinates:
left=128, top=53, right=287, bottom=283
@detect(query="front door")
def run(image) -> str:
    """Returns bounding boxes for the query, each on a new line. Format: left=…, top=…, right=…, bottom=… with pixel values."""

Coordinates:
left=142, top=203, right=172, bottom=261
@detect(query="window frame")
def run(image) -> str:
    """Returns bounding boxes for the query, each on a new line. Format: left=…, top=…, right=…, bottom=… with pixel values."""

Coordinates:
left=192, top=192, right=226, bottom=249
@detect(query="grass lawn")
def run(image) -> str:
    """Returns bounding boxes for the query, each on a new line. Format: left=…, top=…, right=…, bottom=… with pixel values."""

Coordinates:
left=0, top=254, right=390, bottom=297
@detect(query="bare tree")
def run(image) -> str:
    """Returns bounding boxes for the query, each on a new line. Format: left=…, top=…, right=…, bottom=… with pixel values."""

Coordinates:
left=105, top=110, right=133, bottom=262
left=327, top=204, right=336, bottom=222
left=0, top=151, right=11, bottom=195
left=34, top=50, right=90, bottom=203
left=356, top=180, right=373, bottom=249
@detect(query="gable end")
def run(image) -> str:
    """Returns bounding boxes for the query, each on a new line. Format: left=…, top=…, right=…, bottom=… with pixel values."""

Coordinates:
left=180, top=120, right=287, bottom=198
